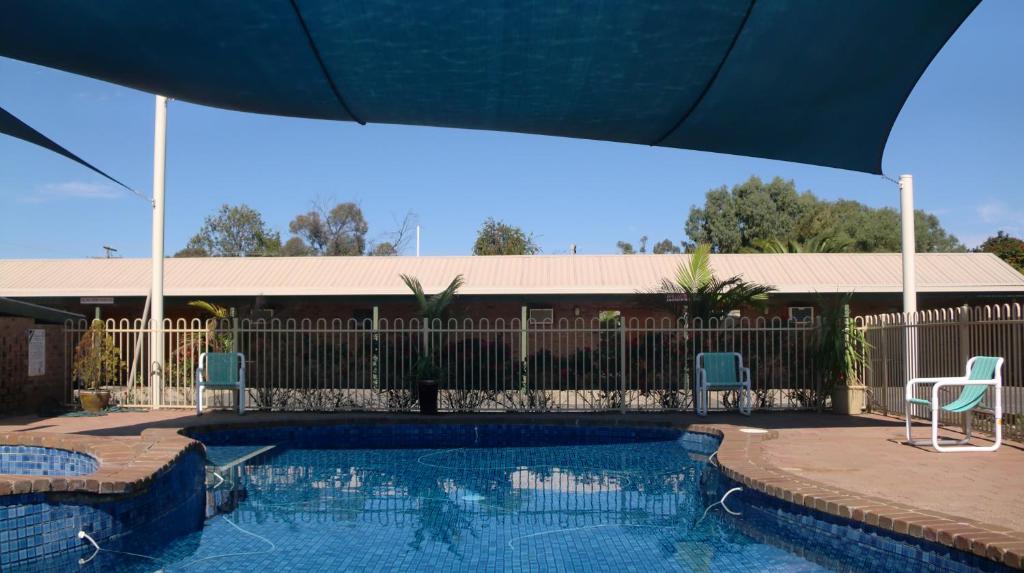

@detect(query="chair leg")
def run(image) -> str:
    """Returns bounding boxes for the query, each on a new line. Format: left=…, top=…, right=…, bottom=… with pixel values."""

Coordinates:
left=196, top=384, right=203, bottom=416
left=740, top=385, right=752, bottom=416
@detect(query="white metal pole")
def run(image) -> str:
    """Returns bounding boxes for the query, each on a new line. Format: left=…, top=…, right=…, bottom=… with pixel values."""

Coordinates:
left=899, top=174, right=917, bottom=315
left=150, top=95, right=168, bottom=408
left=416, top=225, right=421, bottom=256
left=899, top=174, right=918, bottom=379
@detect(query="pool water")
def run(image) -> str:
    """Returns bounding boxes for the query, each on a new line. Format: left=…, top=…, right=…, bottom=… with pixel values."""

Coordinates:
left=84, top=426, right=1008, bottom=573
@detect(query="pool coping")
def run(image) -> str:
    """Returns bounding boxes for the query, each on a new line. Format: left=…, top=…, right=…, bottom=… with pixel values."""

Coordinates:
left=1, top=413, right=1022, bottom=569
left=0, top=428, right=201, bottom=496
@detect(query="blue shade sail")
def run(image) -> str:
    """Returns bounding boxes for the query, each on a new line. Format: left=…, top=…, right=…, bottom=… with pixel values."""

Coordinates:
left=0, top=105, right=134, bottom=191
left=0, top=0, right=979, bottom=173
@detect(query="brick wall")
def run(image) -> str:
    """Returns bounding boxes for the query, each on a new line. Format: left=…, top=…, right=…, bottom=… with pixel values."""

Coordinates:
left=0, top=318, right=66, bottom=415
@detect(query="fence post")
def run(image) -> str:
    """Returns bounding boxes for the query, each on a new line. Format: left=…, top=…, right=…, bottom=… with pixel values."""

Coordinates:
left=230, top=308, right=239, bottom=353
left=958, top=304, right=970, bottom=367
left=371, top=306, right=380, bottom=390
left=520, top=306, right=528, bottom=392
left=619, top=316, right=627, bottom=413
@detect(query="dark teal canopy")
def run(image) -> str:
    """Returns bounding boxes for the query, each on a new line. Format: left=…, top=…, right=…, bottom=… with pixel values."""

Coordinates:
left=0, top=105, right=133, bottom=190
left=0, top=1, right=978, bottom=173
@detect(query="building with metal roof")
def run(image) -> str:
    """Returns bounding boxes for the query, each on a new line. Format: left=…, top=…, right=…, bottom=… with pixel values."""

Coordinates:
left=2, top=253, right=1021, bottom=323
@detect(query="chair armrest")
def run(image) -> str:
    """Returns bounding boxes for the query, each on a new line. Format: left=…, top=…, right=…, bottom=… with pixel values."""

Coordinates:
left=908, top=376, right=968, bottom=385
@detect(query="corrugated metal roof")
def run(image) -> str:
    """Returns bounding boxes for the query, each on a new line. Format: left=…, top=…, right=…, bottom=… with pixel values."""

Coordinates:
left=0, top=254, right=1022, bottom=298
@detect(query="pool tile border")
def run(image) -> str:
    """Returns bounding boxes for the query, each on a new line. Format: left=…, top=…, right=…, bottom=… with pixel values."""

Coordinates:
left=1, top=412, right=1021, bottom=569
left=0, top=428, right=202, bottom=497
left=703, top=423, right=1024, bottom=570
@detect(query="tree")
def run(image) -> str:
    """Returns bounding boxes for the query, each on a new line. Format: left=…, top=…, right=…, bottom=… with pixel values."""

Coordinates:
left=288, top=200, right=369, bottom=256
left=751, top=235, right=851, bottom=253
left=367, top=212, right=417, bottom=256
left=280, top=236, right=314, bottom=257
left=652, top=239, right=682, bottom=254
left=684, top=176, right=963, bottom=253
left=472, top=218, right=540, bottom=255
left=618, top=236, right=680, bottom=254
left=368, top=242, right=398, bottom=256
left=976, top=231, right=1024, bottom=272
left=645, top=244, right=775, bottom=321
left=177, top=204, right=281, bottom=257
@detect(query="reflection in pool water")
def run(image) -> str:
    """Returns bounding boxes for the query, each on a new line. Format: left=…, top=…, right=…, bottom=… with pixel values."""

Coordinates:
left=90, top=433, right=842, bottom=573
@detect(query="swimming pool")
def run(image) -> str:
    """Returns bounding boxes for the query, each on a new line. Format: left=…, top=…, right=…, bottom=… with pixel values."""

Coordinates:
left=67, top=424, right=1010, bottom=573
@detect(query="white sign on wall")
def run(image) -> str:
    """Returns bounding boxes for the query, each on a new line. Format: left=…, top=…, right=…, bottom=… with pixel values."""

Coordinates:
left=27, top=329, right=45, bottom=377
left=80, top=297, right=114, bottom=305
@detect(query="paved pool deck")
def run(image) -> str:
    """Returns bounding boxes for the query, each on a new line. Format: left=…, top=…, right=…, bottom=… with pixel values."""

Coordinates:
left=2, top=409, right=1023, bottom=568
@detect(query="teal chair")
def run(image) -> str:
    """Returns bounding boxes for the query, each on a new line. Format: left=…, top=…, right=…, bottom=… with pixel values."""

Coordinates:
left=196, top=352, right=246, bottom=415
left=905, top=356, right=1003, bottom=452
left=695, top=352, right=752, bottom=416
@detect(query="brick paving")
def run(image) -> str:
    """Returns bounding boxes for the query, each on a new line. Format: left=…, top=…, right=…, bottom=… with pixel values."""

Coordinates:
left=1, top=409, right=1022, bottom=568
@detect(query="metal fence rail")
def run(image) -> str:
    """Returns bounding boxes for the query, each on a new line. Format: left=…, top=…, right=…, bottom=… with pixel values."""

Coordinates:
left=65, top=315, right=821, bottom=413
left=856, top=303, right=1023, bottom=439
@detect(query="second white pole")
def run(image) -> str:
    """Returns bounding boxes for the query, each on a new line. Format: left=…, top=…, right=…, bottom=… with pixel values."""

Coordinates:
left=899, top=173, right=918, bottom=379
left=150, top=95, right=167, bottom=408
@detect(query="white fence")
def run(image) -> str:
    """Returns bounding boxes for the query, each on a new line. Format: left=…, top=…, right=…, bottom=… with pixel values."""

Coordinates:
left=64, top=316, right=821, bottom=413
left=857, top=303, right=1023, bottom=439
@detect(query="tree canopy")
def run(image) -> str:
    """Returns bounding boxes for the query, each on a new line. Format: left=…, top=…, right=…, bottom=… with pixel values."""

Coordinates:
left=472, top=218, right=540, bottom=255
left=176, top=204, right=281, bottom=257
left=685, top=176, right=963, bottom=253
left=178, top=201, right=416, bottom=257
left=288, top=201, right=368, bottom=256
left=976, top=231, right=1024, bottom=273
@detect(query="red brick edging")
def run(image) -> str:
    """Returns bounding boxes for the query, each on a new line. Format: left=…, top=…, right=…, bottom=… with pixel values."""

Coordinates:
left=706, top=424, right=1024, bottom=570
left=0, top=429, right=202, bottom=497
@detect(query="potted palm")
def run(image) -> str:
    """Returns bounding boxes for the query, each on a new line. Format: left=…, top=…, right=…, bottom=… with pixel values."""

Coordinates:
left=71, top=319, right=125, bottom=412
left=411, top=354, right=442, bottom=415
left=817, top=295, right=870, bottom=414
left=401, top=273, right=464, bottom=415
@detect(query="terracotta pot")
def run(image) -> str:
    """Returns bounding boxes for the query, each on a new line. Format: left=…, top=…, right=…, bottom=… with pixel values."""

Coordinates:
left=79, top=390, right=111, bottom=413
left=417, top=380, right=438, bottom=415
left=831, top=384, right=867, bottom=415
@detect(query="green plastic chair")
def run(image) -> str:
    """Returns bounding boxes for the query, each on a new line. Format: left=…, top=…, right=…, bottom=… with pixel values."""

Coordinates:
left=695, top=352, right=752, bottom=416
left=196, top=352, right=246, bottom=415
left=905, top=356, right=1003, bottom=452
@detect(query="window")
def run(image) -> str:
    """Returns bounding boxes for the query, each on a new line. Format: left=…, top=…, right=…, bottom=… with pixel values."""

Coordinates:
left=788, top=306, right=814, bottom=323
left=528, top=308, right=554, bottom=325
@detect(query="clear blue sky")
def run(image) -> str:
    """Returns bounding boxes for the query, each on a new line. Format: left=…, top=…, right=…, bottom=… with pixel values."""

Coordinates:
left=1, top=0, right=1021, bottom=259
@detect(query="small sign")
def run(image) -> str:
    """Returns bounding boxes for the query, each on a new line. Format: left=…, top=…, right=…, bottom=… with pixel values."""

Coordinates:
left=27, top=329, right=45, bottom=377
left=80, top=297, right=114, bottom=305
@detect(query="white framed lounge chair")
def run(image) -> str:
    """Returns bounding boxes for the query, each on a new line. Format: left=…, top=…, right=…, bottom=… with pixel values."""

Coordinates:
left=695, top=352, right=752, bottom=416
left=905, top=356, right=1003, bottom=452
left=196, top=352, right=246, bottom=415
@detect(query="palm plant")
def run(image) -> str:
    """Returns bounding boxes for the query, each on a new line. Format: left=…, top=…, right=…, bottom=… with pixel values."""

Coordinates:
left=400, top=274, right=464, bottom=325
left=816, top=294, right=870, bottom=397
left=401, top=274, right=464, bottom=381
left=649, top=244, right=774, bottom=321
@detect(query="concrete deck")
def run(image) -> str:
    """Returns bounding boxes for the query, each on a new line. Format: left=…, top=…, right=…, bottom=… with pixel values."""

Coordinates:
left=2, top=410, right=1022, bottom=568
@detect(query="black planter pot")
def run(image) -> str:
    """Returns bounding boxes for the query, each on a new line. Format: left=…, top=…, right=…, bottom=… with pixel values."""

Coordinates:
left=417, top=380, right=438, bottom=415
